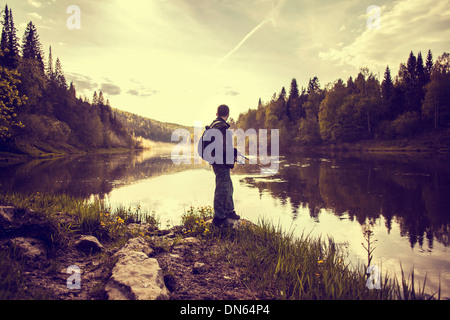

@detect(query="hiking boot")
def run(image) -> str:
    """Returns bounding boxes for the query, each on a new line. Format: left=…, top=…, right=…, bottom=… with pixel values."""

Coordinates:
left=227, top=211, right=241, bottom=220
left=212, top=217, right=234, bottom=228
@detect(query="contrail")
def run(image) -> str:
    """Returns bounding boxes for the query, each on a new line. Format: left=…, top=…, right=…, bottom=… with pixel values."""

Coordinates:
left=214, top=18, right=273, bottom=68
left=214, top=0, right=286, bottom=68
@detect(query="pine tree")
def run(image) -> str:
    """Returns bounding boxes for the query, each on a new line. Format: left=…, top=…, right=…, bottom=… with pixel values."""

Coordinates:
left=0, top=5, right=10, bottom=62
left=404, top=51, right=420, bottom=112
left=69, top=81, right=76, bottom=98
left=54, top=57, right=67, bottom=89
left=1, top=6, right=20, bottom=69
left=279, top=87, right=286, bottom=101
left=416, top=52, right=426, bottom=107
left=98, top=90, right=105, bottom=106
left=46, top=45, right=55, bottom=83
left=425, top=49, right=433, bottom=82
left=287, top=78, right=300, bottom=121
left=346, top=76, right=356, bottom=94
left=92, top=91, right=99, bottom=105
left=381, top=66, right=394, bottom=118
left=22, top=21, right=44, bottom=71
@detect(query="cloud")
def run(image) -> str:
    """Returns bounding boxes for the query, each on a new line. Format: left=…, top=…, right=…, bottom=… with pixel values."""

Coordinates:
left=28, top=12, right=43, bottom=20
left=127, top=89, right=159, bottom=97
left=101, top=83, right=121, bottom=96
left=66, top=72, right=98, bottom=92
left=318, top=0, right=450, bottom=75
left=27, top=0, right=42, bottom=8
left=224, top=90, right=240, bottom=96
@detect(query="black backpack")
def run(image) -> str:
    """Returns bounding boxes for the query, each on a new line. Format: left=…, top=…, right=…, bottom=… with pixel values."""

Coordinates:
left=197, top=120, right=223, bottom=165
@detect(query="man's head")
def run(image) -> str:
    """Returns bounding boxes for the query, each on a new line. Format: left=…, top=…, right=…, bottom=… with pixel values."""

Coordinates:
left=217, top=104, right=230, bottom=120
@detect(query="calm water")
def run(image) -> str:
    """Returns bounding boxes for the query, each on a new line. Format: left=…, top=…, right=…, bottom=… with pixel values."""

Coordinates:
left=1, top=148, right=449, bottom=298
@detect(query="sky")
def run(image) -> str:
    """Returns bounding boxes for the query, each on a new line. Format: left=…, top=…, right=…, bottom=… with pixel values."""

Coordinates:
left=6, top=0, right=450, bottom=126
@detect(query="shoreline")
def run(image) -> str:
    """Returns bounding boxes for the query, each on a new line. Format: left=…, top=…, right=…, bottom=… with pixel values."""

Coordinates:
left=0, top=146, right=145, bottom=165
left=291, top=128, right=450, bottom=154
left=0, top=193, right=443, bottom=300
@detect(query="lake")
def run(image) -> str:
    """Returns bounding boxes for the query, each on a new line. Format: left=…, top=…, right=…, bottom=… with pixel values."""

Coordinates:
left=1, top=147, right=449, bottom=298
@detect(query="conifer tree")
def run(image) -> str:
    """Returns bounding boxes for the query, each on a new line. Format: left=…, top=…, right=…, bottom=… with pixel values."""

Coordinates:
left=416, top=52, right=427, bottom=107
left=1, top=6, right=20, bottom=69
left=54, top=57, right=67, bottom=89
left=46, top=45, right=55, bottom=83
left=22, top=21, right=44, bottom=71
left=425, top=49, right=433, bottom=83
left=0, top=5, right=10, bottom=64
left=98, top=91, right=105, bottom=106
left=381, top=66, right=394, bottom=118
left=69, top=82, right=76, bottom=98
left=93, top=91, right=99, bottom=105
left=287, top=78, right=300, bottom=121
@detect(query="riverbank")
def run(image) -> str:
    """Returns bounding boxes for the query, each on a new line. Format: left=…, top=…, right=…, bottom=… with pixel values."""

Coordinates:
left=0, top=143, right=143, bottom=165
left=293, top=128, right=450, bottom=154
left=0, top=192, right=441, bottom=300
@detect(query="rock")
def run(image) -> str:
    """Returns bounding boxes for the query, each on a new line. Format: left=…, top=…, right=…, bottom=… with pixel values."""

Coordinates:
left=176, top=237, right=201, bottom=246
left=9, top=237, right=47, bottom=260
left=192, top=262, right=206, bottom=274
left=105, top=237, right=169, bottom=300
left=127, top=223, right=156, bottom=234
left=113, top=236, right=153, bottom=259
left=0, top=206, right=15, bottom=225
left=75, top=235, right=103, bottom=254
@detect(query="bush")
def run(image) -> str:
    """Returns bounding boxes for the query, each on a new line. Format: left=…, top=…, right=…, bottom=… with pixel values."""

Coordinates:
left=296, top=117, right=321, bottom=145
left=385, top=112, right=422, bottom=138
left=21, top=114, right=71, bottom=143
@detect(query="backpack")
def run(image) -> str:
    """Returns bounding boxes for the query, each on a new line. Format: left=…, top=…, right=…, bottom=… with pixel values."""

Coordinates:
left=197, top=120, right=223, bottom=165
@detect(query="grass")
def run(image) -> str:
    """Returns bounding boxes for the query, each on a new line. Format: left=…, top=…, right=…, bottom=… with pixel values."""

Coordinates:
left=0, top=194, right=441, bottom=300
left=180, top=207, right=440, bottom=300
left=0, top=191, right=161, bottom=299
left=0, top=192, right=159, bottom=242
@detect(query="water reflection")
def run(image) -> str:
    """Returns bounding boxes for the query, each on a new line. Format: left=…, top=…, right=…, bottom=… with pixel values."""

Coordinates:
left=1, top=150, right=449, bottom=251
left=239, top=152, right=450, bottom=250
left=1, top=149, right=449, bottom=297
left=0, top=149, right=204, bottom=198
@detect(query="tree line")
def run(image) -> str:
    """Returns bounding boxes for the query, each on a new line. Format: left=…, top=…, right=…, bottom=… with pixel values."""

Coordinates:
left=236, top=50, right=450, bottom=149
left=0, top=4, right=137, bottom=156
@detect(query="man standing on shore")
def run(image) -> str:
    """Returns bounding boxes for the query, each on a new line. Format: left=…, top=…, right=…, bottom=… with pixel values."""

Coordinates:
left=209, top=105, right=240, bottom=228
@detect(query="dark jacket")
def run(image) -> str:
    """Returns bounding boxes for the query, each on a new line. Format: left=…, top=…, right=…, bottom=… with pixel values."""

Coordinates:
left=210, top=117, right=237, bottom=169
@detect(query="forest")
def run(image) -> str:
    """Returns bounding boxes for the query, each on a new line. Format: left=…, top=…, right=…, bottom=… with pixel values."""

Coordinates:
left=112, top=109, right=192, bottom=143
left=2, top=2, right=450, bottom=158
left=0, top=5, right=191, bottom=158
left=236, top=50, right=450, bottom=150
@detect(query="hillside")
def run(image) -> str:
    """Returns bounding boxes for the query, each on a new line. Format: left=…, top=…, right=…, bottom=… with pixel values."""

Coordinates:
left=113, top=109, right=193, bottom=143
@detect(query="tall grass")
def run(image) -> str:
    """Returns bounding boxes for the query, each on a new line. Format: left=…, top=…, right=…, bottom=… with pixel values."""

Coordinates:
left=180, top=208, right=440, bottom=300
left=0, top=192, right=159, bottom=244
left=225, top=219, right=393, bottom=299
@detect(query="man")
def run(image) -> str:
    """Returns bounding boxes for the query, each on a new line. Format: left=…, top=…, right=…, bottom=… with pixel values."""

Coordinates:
left=210, top=105, right=240, bottom=228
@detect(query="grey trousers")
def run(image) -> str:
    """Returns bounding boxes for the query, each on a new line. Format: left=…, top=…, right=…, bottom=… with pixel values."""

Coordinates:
left=212, top=165, right=234, bottom=220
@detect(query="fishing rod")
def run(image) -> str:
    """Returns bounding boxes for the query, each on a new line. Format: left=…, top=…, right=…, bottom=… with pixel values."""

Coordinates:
left=236, top=153, right=273, bottom=174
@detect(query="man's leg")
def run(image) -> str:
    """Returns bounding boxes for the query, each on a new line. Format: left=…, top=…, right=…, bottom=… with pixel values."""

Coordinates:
left=224, top=175, right=238, bottom=218
left=213, top=165, right=233, bottom=223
